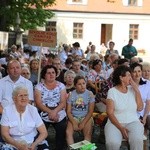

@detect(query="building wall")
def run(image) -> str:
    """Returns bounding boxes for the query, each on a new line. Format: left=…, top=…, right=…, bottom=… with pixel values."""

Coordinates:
left=43, top=11, right=150, bottom=55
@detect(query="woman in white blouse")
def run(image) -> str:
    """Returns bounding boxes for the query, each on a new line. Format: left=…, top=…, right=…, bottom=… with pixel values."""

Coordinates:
left=130, top=62, right=150, bottom=127
left=105, top=65, right=144, bottom=150
left=1, top=86, right=49, bottom=150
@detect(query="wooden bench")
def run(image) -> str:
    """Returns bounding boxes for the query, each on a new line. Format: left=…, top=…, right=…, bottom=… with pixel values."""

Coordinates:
left=122, top=134, right=147, bottom=150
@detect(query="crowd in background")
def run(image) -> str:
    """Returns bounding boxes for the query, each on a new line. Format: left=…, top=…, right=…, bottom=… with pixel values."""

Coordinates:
left=0, top=39, right=150, bottom=150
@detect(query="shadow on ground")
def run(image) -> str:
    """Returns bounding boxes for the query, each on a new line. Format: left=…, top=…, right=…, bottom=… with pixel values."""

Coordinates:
left=47, top=124, right=105, bottom=150
left=47, top=124, right=150, bottom=150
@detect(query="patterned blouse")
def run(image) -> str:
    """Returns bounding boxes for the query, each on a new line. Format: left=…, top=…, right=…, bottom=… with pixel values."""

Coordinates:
left=35, top=81, right=66, bottom=122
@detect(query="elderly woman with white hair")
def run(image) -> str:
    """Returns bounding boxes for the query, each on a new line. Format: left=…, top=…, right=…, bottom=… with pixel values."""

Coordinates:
left=142, top=61, right=150, bottom=80
left=0, top=86, right=49, bottom=150
left=21, top=66, right=31, bottom=80
left=64, top=70, right=76, bottom=93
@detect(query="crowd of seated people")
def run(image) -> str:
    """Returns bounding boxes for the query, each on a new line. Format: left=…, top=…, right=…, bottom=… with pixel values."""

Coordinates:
left=0, top=41, right=149, bottom=150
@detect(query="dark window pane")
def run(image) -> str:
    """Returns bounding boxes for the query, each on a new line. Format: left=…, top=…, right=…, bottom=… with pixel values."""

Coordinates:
left=79, top=34, right=83, bottom=38
left=73, top=34, right=77, bottom=38
left=73, top=29, right=77, bottom=33
left=72, top=0, right=82, bottom=2
left=79, top=30, right=82, bottom=33
left=134, top=35, right=138, bottom=39
left=74, top=23, right=77, bottom=27
left=134, top=31, right=138, bottom=34
left=129, top=31, right=133, bottom=34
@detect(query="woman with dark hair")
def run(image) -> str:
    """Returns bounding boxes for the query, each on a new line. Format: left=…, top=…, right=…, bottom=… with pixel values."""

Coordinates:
left=34, top=65, right=67, bottom=150
left=105, top=65, right=144, bottom=150
left=105, top=41, right=119, bottom=55
left=130, top=62, right=150, bottom=128
left=87, top=59, right=105, bottom=94
left=72, top=42, right=85, bottom=59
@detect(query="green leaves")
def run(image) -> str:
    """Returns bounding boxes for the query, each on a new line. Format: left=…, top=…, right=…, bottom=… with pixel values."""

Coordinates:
left=0, top=0, right=55, bottom=31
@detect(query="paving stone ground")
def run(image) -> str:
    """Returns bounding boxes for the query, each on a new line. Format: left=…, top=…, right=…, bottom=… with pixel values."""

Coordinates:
left=47, top=124, right=150, bottom=150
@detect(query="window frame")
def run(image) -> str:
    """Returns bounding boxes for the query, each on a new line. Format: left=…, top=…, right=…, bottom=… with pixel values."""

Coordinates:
left=72, top=0, right=82, bottom=2
left=107, top=0, right=116, bottom=3
left=67, top=0, right=87, bottom=5
left=129, top=24, right=139, bottom=40
left=128, top=0, right=137, bottom=6
left=46, top=21, right=56, bottom=32
left=73, top=22, right=83, bottom=39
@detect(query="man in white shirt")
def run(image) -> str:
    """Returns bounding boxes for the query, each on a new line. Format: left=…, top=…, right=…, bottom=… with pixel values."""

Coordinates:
left=0, top=60, right=34, bottom=115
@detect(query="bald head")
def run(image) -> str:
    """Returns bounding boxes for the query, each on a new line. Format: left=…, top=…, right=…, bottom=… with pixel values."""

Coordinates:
left=7, top=60, right=21, bottom=82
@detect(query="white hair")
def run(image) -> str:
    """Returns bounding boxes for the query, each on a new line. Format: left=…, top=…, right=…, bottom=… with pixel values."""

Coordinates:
left=64, top=70, right=76, bottom=79
left=142, top=61, right=150, bottom=69
left=12, top=85, right=28, bottom=98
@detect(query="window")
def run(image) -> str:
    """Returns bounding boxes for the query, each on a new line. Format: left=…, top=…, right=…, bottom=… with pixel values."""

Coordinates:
left=123, top=0, right=142, bottom=6
left=46, top=21, right=56, bottom=32
left=73, top=23, right=83, bottom=39
left=128, top=0, right=137, bottom=6
left=129, top=24, right=139, bottom=39
left=67, top=0, right=87, bottom=5
left=72, top=0, right=82, bottom=2
left=107, top=0, right=116, bottom=3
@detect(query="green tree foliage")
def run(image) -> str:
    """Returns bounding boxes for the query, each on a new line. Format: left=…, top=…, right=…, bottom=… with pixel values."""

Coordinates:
left=0, top=0, right=56, bottom=31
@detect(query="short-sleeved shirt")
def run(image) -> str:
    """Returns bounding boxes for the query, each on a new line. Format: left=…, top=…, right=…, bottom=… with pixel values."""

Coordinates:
left=138, top=79, right=150, bottom=117
left=105, top=49, right=119, bottom=55
left=1, top=104, right=43, bottom=144
left=35, top=81, right=66, bottom=122
left=72, top=49, right=84, bottom=57
left=87, top=69, right=105, bottom=82
left=0, top=75, right=34, bottom=108
left=68, top=89, right=95, bottom=118
left=30, top=72, right=38, bottom=86
left=58, top=50, right=68, bottom=64
left=122, top=45, right=137, bottom=59
left=107, top=86, right=139, bottom=124
left=75, top=70, right=86, bottom=77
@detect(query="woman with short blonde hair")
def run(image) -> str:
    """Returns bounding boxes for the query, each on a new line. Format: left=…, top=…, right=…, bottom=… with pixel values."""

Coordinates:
left=64, top=70, right=76, bottom=93
left=141, top=61, right=150, bottom=80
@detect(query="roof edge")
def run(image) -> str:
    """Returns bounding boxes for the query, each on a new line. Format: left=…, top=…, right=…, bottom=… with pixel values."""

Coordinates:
left=49, top=9, right=150, bottom=16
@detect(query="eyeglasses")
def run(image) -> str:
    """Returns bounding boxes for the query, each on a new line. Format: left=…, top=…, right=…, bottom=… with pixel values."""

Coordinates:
left=22, top=72, right=30, bottom=75
left=17, top=94, right=28, bottom=99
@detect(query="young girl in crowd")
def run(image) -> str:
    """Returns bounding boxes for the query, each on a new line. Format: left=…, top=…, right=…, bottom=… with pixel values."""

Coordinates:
left=66, top=76, right=95, bottom=146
